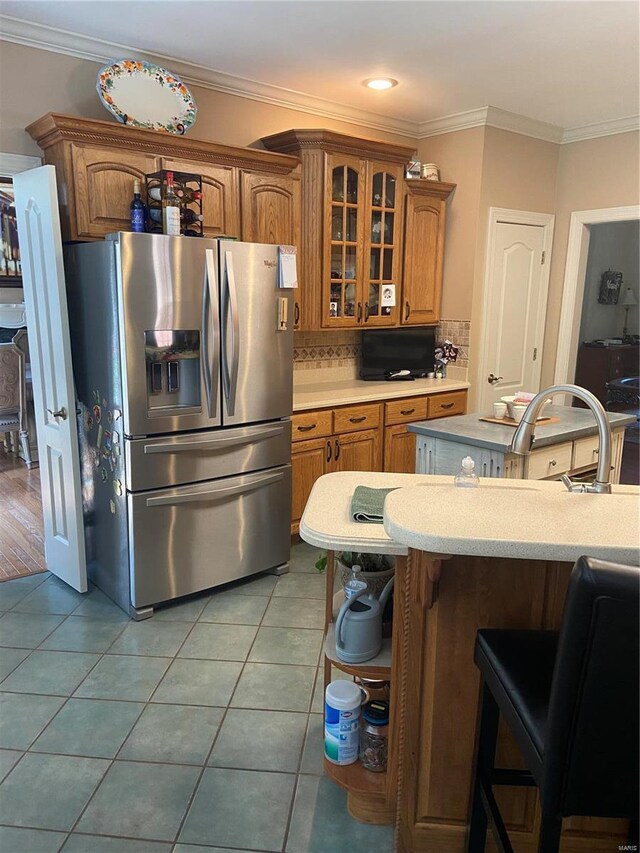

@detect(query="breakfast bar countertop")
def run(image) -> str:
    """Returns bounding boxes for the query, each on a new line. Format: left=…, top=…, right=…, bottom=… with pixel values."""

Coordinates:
left=407, top=404, right=635, bottom=451
left=300, top=471, right=640, bottom=566
left=292, top=376, right=469, bottom=411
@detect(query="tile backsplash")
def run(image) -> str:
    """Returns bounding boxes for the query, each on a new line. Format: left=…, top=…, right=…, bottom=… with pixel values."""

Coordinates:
left=293, top=320, right=470, bottom=371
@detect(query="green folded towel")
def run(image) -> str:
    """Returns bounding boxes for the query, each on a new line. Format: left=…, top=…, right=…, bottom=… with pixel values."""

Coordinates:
left=351, top=486, right=398, bottom=523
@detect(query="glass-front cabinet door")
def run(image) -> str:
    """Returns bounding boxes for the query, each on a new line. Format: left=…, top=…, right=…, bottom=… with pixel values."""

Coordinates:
left=363, top=163, right=404, bottom=326
left=323, top=155, right=366, bottom=327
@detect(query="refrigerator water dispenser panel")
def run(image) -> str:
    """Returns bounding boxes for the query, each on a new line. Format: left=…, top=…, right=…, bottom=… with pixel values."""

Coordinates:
left=145, top=330, right=201, bottom=414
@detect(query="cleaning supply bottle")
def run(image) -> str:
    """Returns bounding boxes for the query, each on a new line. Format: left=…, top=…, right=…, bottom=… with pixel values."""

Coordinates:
left=454, top=456, right=479, bottom=488
left=344, top=565, right=368, bottom=600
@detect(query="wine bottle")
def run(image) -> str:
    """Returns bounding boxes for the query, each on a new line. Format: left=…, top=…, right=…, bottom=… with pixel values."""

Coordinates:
left=130, top=180, right=146, bottom=233
left=162, top=172, right=181, bottom=236
left=181, top=208, right=204, bottom=225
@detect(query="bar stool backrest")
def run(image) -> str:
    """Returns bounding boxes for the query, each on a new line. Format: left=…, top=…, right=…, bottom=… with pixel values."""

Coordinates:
left=542, top=556, right=639, bottom=819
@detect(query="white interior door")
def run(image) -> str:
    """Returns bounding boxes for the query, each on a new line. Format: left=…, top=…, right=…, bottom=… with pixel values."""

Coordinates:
left=13, top=165, right=87, bottom=591
left=478, top=219, right=550, bottom=414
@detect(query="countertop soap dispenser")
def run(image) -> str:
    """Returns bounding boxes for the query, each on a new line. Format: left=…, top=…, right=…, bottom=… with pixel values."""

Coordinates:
left=455, top=456, right=479, bottom=488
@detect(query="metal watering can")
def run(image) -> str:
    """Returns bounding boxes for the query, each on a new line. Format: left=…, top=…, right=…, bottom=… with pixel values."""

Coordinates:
left=334, top=576, right=394, bottom=664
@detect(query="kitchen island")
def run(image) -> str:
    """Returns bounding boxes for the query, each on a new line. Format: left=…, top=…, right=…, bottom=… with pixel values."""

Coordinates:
left=300, top=471, right=639, bottom=851
left=409, top=404, right=634, bottom=480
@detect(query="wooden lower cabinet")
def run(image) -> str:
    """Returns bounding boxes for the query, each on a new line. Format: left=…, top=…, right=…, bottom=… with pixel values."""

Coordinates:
left=333, top=428, right=382, bottom=474
left=291, top=427, right=382, bottom=534
left=383, top=424, right=417, bottom=473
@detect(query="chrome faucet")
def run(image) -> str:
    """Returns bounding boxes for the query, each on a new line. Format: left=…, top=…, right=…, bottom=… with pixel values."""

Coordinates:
left=509, top=384, right=613, bottom=494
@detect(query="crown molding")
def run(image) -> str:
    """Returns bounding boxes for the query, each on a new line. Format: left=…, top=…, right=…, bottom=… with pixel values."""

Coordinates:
left=1, top=15, right=637, bottom=148
left=418, top=106, right=564, bottom=143
left=561, top=115, right=640, bottom=144
left=0, top=15, right=419, bottom=139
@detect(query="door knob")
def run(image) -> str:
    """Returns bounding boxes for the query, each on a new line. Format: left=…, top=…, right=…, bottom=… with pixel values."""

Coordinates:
left=47, top=407, right=67, bottom=420
left=487, top=373, right=503, bottom=385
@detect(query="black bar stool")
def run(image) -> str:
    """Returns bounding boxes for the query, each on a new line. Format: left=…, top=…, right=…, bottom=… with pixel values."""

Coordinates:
left=467, top=556, right=639, bottom=852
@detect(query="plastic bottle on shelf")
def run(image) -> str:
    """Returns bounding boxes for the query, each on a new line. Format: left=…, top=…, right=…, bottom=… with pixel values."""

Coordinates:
left=343, top=565, right=368, bottom=601
left=454, top=456, right=479, bottom=488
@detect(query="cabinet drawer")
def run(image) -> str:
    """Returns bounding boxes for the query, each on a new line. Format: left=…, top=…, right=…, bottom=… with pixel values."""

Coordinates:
left=385, top=397, right=428, bottom=426
left=572, top=435, right=600, bottom=471
left=526, top=442, right=573, bottom=480
left=427, top=391, right=467, bottom=419
left=292, top=410, right=333, bottom=441
left=333, top=403, right=381, bottom=434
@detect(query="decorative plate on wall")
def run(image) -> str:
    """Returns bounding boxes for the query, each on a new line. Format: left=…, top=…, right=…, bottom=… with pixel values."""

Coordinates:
left=96, top=59, right=197, bottom=135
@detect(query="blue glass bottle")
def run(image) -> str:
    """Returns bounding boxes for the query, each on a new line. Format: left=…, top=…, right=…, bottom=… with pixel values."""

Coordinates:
left=130, top=180, right=146, bottom=233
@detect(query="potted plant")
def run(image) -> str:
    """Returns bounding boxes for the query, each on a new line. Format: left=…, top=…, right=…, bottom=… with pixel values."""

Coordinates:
left=315, top=551, right=395, bottom=599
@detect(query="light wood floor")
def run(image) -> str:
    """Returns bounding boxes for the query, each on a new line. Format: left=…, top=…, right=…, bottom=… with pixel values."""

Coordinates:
left=0, top=449, right=46, bottom=580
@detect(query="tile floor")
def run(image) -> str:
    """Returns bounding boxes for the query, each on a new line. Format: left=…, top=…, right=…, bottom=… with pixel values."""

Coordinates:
left=0, top=542, right=394, bottom=853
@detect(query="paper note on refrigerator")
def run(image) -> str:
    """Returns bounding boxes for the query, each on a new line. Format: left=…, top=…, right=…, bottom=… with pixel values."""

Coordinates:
left=278, top=245, right=298, bottom=288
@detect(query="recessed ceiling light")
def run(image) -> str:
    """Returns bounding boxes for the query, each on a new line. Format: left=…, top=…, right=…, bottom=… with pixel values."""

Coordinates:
left=364, top=77, right=398, bottom=91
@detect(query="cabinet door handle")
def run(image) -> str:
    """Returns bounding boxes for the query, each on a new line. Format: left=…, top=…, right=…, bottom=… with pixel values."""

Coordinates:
left=440, top=402, right=454, bottom=410
left=364, top=302, right=369, bottom=322
left=334, top=439, right=340, bottom=460
left=326, top=441, right=332, bottom=463
left=349, top=416, right=366, bottom=423
left=297, top=423, right=317, bottom=432
left=294, top=302, right=300, bottom=326
left=405, top=301, right=411, bottom=321
left=400, top=408, right=415, bottom=415
left=357, top=302, right=363, bottom=323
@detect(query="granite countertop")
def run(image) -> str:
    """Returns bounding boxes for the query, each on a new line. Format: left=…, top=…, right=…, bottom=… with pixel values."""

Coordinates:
left=407, top=404, right=635, bottom=451
left=293, top=377, right=469, bottom=412
left=299, top=471, right=640, bottom=566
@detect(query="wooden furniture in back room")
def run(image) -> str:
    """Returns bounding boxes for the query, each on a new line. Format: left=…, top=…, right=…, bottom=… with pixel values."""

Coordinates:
left=26, top=113, right=301, bottom=249
left=573, top=342, right=639, bottom=407
left=261, top=129, right=455, bottom=331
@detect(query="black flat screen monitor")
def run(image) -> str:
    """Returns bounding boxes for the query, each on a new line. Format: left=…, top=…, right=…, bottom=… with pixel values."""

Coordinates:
left=360, top=328, right=436, bottom=380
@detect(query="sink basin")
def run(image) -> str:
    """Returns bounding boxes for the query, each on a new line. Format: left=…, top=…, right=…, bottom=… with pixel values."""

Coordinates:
left=0, top=303, right=26, bottom=328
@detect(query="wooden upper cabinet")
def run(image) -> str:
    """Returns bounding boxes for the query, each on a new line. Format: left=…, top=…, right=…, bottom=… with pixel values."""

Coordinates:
left=362, top=162, right=405, bottom=327
left=26, top=113, right=300, bottom=243
left=161, top=158, right=240, bottom=238
left=71, top=145, right=159, bottom=239
left=261, top=129, right=416, bottom=331
left=240, top=171, right=300, bottom=246
left=323, top=155, right=366, bottom=328
left=401, top=180, right=455, bottom=326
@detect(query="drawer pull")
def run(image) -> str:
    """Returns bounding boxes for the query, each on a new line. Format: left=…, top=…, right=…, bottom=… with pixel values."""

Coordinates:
left=349, top=416, right=367, bottom=423
left=440, top=402, right=455, bottom=410
left=326, top=441, right=332, bottom=463
left=296, top=423, right=317, bottom=432
left=593, top=448, right=599, bottom=455
left=549, top=459, right=557, bottom=467
left=400, top=408, right=416, bottom=415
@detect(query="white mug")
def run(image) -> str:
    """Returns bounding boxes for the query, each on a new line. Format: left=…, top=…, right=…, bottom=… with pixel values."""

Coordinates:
left=512, top=404, right=528, bottom=423
left=492, top=402, right=507, bottom=419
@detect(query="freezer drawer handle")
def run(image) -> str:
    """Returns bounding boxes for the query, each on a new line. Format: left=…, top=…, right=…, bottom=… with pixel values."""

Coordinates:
left=222, top=250, right=240, bottom=416
left=142, top=425, right=285, bottom=454
left=145, top=471, right=284, bottom=507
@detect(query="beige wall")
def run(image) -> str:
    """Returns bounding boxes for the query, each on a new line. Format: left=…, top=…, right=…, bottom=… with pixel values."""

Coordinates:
left=541, top=130, right=640, bottom=385
left=0, top=41, right=415, bottom=157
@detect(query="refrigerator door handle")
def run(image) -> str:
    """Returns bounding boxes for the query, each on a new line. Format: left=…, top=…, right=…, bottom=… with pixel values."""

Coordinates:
left=202, top=248, right=220, bottom=419
left=142, top=424, right=285, bottom=454
left=145, top=470, right=284, bottom=507
left=223, top=249, right=240, bottom=416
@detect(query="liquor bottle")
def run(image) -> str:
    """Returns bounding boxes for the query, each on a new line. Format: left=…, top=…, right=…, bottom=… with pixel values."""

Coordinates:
left=130, top=180, right=146, bottom=233
left=162, top=172, right=181, bottom=236
left=177, top=187, right=202, bottom=203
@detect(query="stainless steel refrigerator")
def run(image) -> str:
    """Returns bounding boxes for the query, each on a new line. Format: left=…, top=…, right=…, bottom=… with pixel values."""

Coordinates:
left=63, top=233, right=293, bottom=619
